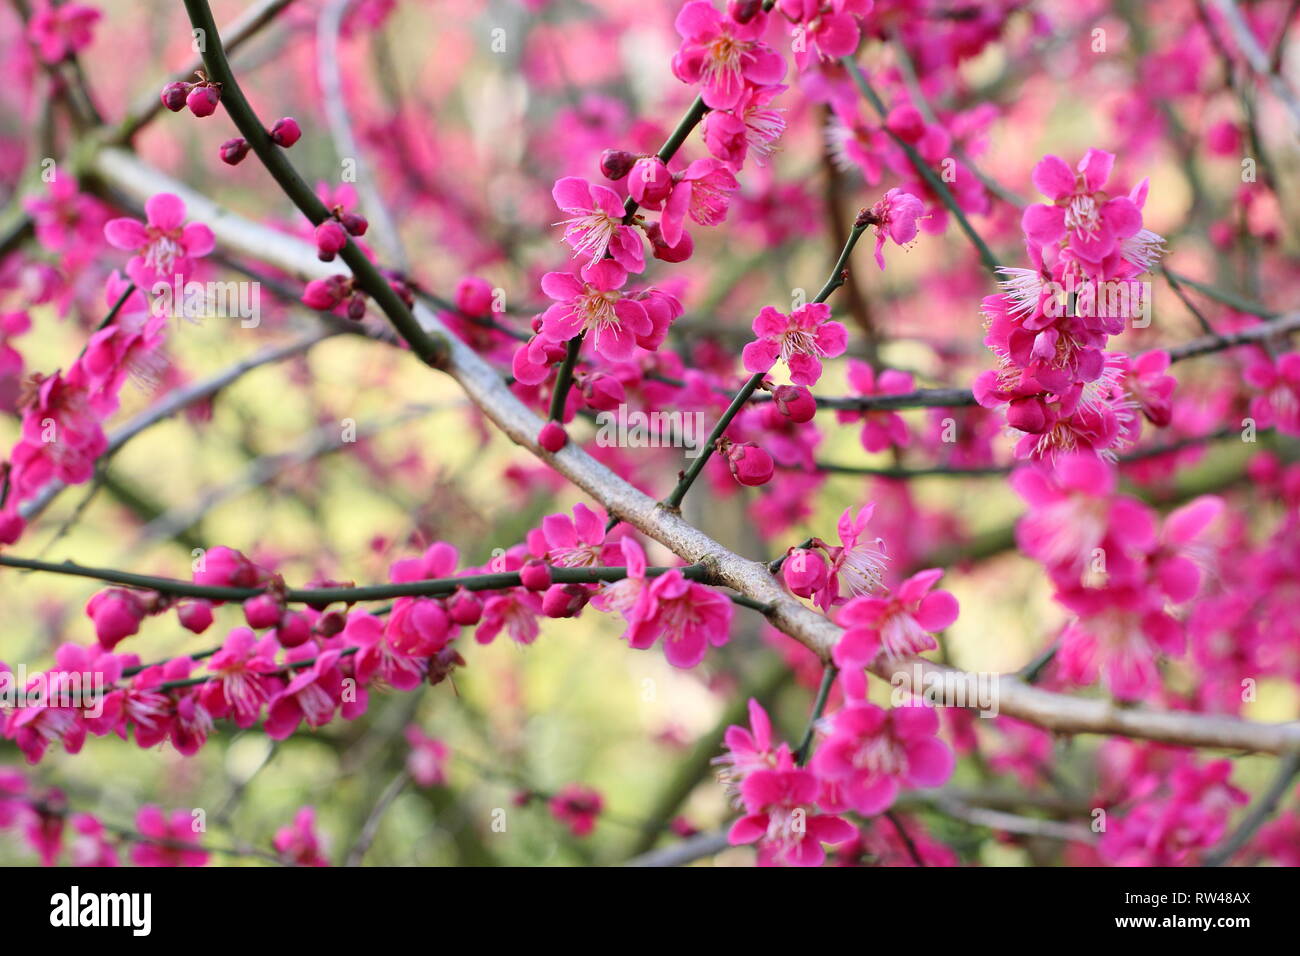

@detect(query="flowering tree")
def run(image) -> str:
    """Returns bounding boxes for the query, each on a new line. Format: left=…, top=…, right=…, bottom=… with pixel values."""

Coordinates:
left=0, top=0, right=1297, bottom=869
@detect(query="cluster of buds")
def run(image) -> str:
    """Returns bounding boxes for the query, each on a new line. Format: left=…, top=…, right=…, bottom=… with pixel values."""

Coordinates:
left=302, top=274, right=365, bottom=319
left=314, top=207, right=369, bottom=262
left=159, top=72, right=221, bottom=117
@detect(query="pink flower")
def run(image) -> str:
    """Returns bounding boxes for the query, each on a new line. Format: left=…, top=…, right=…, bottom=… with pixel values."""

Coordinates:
left=85, top=588, right=149, bottom=649
left=671, top=1, right=786, bottom=110
left=1055, top=583, right=1183, bottom=700
left=103, top=193, right=215, bottom=290
left=833, top=569, right=959, bottom=667
left=837, top=361, right=914, bottom=452
left=549, top=784, right=603, bottom=836
left=131, top=806, right=209, bottom=867
left=868, top=188, right=926, bottom=269
left=702, top=84, right=786, bottom=169
left=539, top=261, right=651, bottom=363
left=658, top=158, right=740, bottom=247
left=68, top=813, right=119, bottom=867
left=405, top=726, right=450, bottom=786
left=778, top=0, right=862, bottom=69
left=814, top=504, right=888, bottom=610
left=729, top=754, right=855, bottom=866
left=346, top=610, right=426, bottom=691
left=714, top=698, right=780, bottom=800
left=8, top=369, right=108, bottom=501
left=813, top=702, right=955, bottom=815
left=197, top=627, right=282, bottom=729
left=264, top=649, right=347, bottom=739
left=1245, top=350, right=1300, bottom=437
left=741, top=302, right=847, bottom=386
left=273, top=807, right=330, bottom=866
left=1126, top=349, right=1177, bottom=427
left=551, top=177, right=644, bottom=272
left=625, top=567, right=734, bottom=668
left=1021, top=149, right=1143, bottom=264
left=27, top=1, right=100, bottom=64
left=541, top=502, right=617, bottom=567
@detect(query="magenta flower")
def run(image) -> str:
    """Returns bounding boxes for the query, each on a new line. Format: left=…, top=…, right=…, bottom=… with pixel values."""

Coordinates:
left=405, top=726, right=450, bottom=787
left=130, top=806, right=209, bottom=867
left=1055, top=583, right=1183, bottom=701
left=8, top=369, right=108, bottom=501
left=836, top=361, right=914, bottom=451
left=552, top=176, right=644, bottom=272
left=539, top=260, right=651, bottom=363
left=702, top=84, right=786, bottom=169
left=625, top=567, right=733, bottom=668
left=1021, top=149, right=1143, bottom=264
left=549, top=784, right=604, bottom=836
left=729, top=755, right=855, bottom=866
left=671, top=1, right=786, bottom=110
left=541, top=502, right=617, bottom=567
left=1126, top=349, right=1177, bottom=427
left=833, top=569, right=959, bottom=667
left=197, top=627, right=282, bottom=729
left=814, top=504, right=889, bottom=610
left=813, top=702, right=955, bottom=815
left=658, top=158, right=739, bottom=247
left=1245, top=350, right=1300, bottom=437
left=741, top=302, right=847, bottom=386
left=273, top=807, right=330, bottom=866
left=27, top=1, right=100, bottom=64
left=714, top=698, right=779, bottom=801
left=868, top=188, right=925, bottom=270
left=347, top=610, right=426, bottom=692
left=778, top=0, right=862, bottom=70
left=104, top=193, right=215, bottom=289
left=264, top=649, right=347, bottom=740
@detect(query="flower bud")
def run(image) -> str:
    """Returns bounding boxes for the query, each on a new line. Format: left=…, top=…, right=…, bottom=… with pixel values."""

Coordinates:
left=542, top=583, right=590, bottom=618
left=1007, top=396, right=1049, bottom=434
left=645, top=221, right=694, bottom=263
left=243, top=594, right=283, bottom=630
left=218, top=137, right=250, bottom=165
left=455, top=277, right=495, bottom=317
left=185, top=85, right=221, bottom=117
left=885, top=105, right=926, bottom=143
left=268, top=116, right=302, bottom=148
left=538, top=421, right=568, bottom=453
left=447, top=588, right=483, bottom=626
left=628, top=157, right=673, bottom=208
left=725, top=441, right=775, bottom=487
left=346, top=293, right=367, bottom=321
left=519, top=559, right=552, bottom=591
left=579, top=372, right=625, bottom=412
left=0, top=510, right=25, bottom=545
left=773, top=384, right=817, bottom=423
left=316, top=610, right=347, bottom=637
left=177, top=600, right=214, bottom=634
left=339, top=211, right=368, bottom=236
left=301, top=275, right=349, bottom=310
left=160, top=81, right=191, bottom=112
left=277, top=611, right=313, bottom=648
left=86, top=589, right=146, bottom=649
left=782, top=548, right=829, bottom=598
left=599, top=148, right=636, bottom=181
left=314, top=219, right=348, bottom=261
left=728, top=0, right=763, bottom=24
left=427, top=647, right=466, bottom=686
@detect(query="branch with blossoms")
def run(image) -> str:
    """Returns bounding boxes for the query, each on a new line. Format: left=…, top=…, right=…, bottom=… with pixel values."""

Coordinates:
left=1, top=0, right=1299, bottom=873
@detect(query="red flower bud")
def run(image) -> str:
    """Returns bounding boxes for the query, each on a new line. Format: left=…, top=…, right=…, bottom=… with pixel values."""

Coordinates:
left=447, top=588, right=483, bottom=626
left=645, top=221, right=694, bottom=263
left=268, top=116, right=302, bottom=147
left=346, top=293, right=367, bottom=321
left=218, top=137, right=250, bottom=165
left=782, top=548, right=829, bottom=598
left=160, top=81, right=191, bottom=112
left=629, top=157, right=673, bottom=208
left=314, top=219, right=348, bottom=260
left=455, top=277, right=494, bottom=317
left=243, top=594, right=282, bottom=630
left=724, top=441, right=775, bottom=487
left=538, top=421, right=568, bottom=453
left=1007, top=396, right=1049, bottom=434
left=339, top=211, right=368, bottom=236
left=301, top=275, right=350, bottom=310
left=885, top=105, right=927, bottom=143
left=316, top=610, right=347, bottom=637
left=542, top=583, right=590, bottom=618
left=277, top=611, right=313, bottom=648
left=519, top=559, right=552, bottom=591
left=579, top=372, right=625, bottom=412
left=185, top=85, right=221, bottom=117
left=177, top=600, right=214, bottom=634
left=599, top=148, right=636, bottom=181
left=728, top=0, right=763, bottom=24
left=773, top=384, right=817, bottom=423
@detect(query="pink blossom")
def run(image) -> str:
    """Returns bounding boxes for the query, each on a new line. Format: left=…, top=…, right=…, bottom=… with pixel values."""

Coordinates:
left=27, top=1, right=100, bottom=64
left=130, top=805, right=209, bottom=867
left=405, top=726, right=450, bottom=786
left=1244, top=350, right=1300, bottom=436
left=814, top=504, right=889, bottom=610
left=868, top=188, right=925, bottom=269
left=741, top=302, right=847, bottom=385
left=837, top=361, right=914, bottom=451
left=273, top=807, right=330, bottom=866
left=197, top=627, right=282, bottom=729
left=671, top=1, right=786, bottom=110
left=813, top=702, right=955, bottom=815
left=539, top=261, right=651, bottom=363
left=1021, top=149, right=1143, bottom=265
left=729, top=754, right=855, bottom=866
left=833, top=569, right=959, bottom=667
left=103, top=193, right=215, bottom=290
left=551, top=177, right=644, bottom=272
left=658, top=158, right=740, bottom=247
left=549, top=784, right=603, bottom=836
